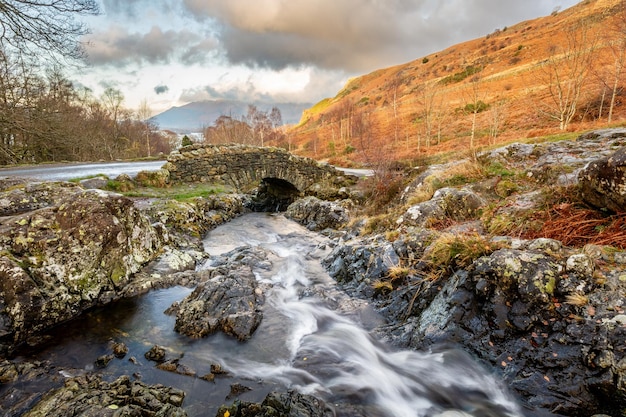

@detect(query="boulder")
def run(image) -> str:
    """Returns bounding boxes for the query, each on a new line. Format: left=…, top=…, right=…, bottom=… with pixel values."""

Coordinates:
left=23, top=374, right=186, bottom=417
left=145, top=194, right=248, bottom=239
left=579, top=147, right=626, bottom=212
left=397, top=187, right=484, bottom=227
left=285, top=196, right=349, bottom=231
left=169, top=265, right=263, bottom=341
left=78, top=176, right=108, bottom=189
left=217, top=390, right=334, bottom=417
left=0, top=184, right=167, bottom=353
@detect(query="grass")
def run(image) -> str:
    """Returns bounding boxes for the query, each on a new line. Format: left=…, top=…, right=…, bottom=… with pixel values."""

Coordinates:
left=111, top=182, right=227, bottom=201
left=423, top=232, right=503, bottom=279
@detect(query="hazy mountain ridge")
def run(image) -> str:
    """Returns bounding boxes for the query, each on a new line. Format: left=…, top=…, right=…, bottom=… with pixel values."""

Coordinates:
left=151, top=100, right=313, bottom=132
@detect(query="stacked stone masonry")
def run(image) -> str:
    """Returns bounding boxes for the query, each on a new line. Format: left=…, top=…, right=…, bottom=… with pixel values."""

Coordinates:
left=164, top=144, right=345, bottom=193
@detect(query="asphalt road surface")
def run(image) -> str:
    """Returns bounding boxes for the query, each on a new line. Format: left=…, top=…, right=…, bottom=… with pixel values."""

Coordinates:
left=0, top=161, right=167, bottom=182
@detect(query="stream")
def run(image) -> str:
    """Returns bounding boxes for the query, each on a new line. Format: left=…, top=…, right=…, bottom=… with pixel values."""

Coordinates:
left=9, top=213, right=524, bottom=417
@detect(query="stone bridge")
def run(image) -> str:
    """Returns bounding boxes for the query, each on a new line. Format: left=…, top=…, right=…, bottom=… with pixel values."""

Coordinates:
left=163, top=144, right=355, bottom=210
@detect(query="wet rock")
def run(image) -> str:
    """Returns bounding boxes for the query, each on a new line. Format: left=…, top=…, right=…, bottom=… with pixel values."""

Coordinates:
left=170, top=265, right=263, bottom=341
left=112, top=341, right=129, bottom=358
left=156, top=359, right=196, bottom=377
left=323, top=234, right=402, bottom=296
left=579, top=146, right=626, bottom=212
left=95, top=354, right=114, bottom=368
left=0, top=185, right=167, bottom=354
left=217, top=390, right=333, bottom=417
left=226, top=383, right=252, bottom=400
left=285, top=196, right=349, bottom=231
left=145, top=345, right=167, bottom=363
left=22, top=374, right=187, bottom=417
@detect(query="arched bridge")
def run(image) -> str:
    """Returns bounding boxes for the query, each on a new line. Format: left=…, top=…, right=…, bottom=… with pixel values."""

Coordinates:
left=164, top=144, right=355, bottom=209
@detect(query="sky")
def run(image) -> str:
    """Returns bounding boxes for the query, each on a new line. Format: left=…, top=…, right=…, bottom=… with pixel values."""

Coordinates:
left=75, top=0, right=581, bottom=116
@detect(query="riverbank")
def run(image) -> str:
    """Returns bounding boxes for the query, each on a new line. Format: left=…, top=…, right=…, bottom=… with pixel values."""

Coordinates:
left=1, top=128, right=626, bottom=416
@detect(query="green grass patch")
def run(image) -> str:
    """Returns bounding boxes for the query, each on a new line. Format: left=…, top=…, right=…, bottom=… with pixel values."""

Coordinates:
left=112, top=183, right=226, bottom=201
left=68, top=174, right=109, bottom=183
left=439, top=65, right=483, bottom=85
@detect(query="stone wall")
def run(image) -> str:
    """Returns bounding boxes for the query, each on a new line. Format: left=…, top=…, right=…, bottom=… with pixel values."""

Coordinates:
left=164, top=144, right=349, bottom=194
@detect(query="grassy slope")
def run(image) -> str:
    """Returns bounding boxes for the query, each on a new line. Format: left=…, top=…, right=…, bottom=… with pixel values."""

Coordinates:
left=282, top=0, right=625, bottom=166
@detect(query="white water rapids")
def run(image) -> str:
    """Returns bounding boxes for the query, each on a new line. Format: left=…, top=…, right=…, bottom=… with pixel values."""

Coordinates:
left=200, top=213, right=524, bottom=417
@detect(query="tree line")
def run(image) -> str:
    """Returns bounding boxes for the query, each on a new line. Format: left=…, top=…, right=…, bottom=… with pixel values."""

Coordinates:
left=0, top=50, right=174, bottom=165
left=202, top=105, right=286, bottom=147
left=0, top=0, right=176, bottom=166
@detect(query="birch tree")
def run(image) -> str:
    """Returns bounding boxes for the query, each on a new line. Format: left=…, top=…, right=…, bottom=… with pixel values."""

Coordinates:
left=540, top=22, right=596, bottom=130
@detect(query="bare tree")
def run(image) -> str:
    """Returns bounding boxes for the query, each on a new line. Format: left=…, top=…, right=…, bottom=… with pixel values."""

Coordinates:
left=604, top=0, right=626, bottom=123
left=539, top=22, right=597, bottom=130
left=101, top=87, right=124, bottom=159
left=464, top=78, right=488, bottom=150
left=0, top=0, right=99, bottom=62
left=416, top=81, right=442, bottom=148
left=137, top=99, right=153, bottom=157
left=489, top=99, right=507, bottom=145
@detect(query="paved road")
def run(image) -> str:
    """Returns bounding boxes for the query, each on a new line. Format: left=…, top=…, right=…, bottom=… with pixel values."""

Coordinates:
left=0, top=161, right=167, bottom=182
left=0, top=160, right=373, bottom=182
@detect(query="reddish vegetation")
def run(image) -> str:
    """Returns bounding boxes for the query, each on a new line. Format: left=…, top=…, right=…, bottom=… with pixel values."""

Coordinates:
left=278, top=0, right=626, bottom=165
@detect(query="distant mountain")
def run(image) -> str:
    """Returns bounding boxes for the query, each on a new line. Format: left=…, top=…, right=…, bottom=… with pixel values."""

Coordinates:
left=151, top=100, right=312, bottom=132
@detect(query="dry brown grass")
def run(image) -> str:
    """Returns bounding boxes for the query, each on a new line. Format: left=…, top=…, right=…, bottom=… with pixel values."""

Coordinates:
left=527, top=204, right=626, bottom=249
left=565, top=293, right=589, bottom=306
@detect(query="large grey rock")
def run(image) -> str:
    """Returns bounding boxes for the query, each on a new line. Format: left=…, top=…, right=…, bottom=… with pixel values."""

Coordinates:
left=169, top=265, right=263, bottom=341
left=23, top=374, right=186, bottom=417
left=397, top=187, right=485, bottom=227
left=217, top=390, right=334, bottom=417
left=286, top=196, right=349, bottom=231
left=0, top=184, right=167, bottom=353
left=579, top=147, right=626, bottom=212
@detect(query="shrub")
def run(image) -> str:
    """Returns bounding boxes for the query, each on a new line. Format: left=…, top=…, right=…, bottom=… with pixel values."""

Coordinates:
left=464, top=100, right=490, bottom=114
left=439, top=66, right=483, bottom=85
left=181, top=135, right=193, bottom=147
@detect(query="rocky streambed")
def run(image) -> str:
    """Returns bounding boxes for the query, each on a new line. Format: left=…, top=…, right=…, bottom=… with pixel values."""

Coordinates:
left=1, top=128, right=626, bottom=416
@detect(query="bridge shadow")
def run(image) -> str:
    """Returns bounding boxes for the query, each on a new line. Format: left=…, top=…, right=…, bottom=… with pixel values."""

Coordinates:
left=250, top=177, right=301, bottom=212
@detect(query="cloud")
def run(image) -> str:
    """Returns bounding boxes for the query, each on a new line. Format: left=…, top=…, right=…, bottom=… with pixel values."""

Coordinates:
left=84, top=25, right=215, bottom=66
left=177, top=67, right=349, bottom=105
left=181, top=0, right=579, bottom=72
left=154, top=84, right=169, bottom=94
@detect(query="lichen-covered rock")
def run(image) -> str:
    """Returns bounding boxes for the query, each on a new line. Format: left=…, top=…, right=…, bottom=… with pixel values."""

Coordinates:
left=78, top=176, right=108, bottom=189
left=579, top=147, right=626, bottom=212
left=285, top=196, right=349, bottom=231
left=23, top=374, right=186, bottom=417
left=397, top=187, right=484, bottom=227
left=217, top=390, right=334, bottom=417
left=0, top=180, right=79, bottom=216
left=169, top=265, right=263, bottom=341
left=145, top=193, right=248, bottom=239
left=136, top=168, right=170, bottom=187
left=0, top=184, right=167, bottom=353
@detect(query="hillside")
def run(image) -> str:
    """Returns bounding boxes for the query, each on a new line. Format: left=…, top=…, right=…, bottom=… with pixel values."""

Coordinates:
left=151, top=100, right=313, bottom=133
left=282, top=0, right=626, bottom=165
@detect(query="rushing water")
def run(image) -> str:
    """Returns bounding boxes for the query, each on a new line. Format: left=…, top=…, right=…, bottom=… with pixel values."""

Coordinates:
left=9, top=213, right=524, bottom=417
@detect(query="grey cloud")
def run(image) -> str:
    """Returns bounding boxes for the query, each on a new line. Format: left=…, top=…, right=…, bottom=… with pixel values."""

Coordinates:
left=179, top=68, right=349, bottom=105
left=154, top=85, right=169, bottom=94
left=84, top=26, right=215, bottom=66
left=182, top=0, right=579, bottom=72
